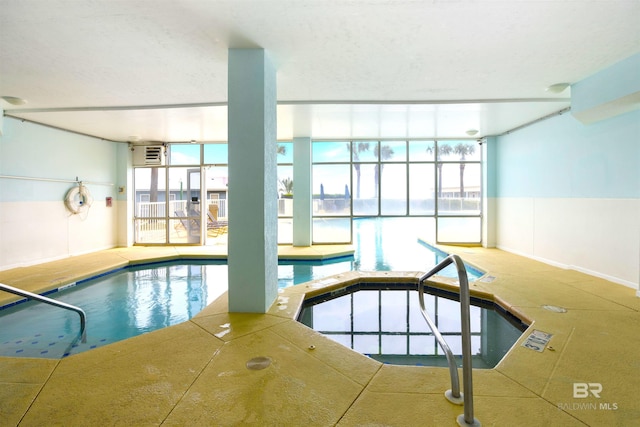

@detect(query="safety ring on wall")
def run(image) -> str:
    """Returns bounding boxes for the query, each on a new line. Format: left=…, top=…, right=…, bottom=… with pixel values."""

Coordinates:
left=64, top=182, right=93, bottom=215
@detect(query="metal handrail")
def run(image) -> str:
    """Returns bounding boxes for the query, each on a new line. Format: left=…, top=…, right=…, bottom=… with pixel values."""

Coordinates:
left=419, top=254, right=480, bottom=427
left=0, top=283, right=86, bottom=342
left=417, top=278, right=462, bottom=404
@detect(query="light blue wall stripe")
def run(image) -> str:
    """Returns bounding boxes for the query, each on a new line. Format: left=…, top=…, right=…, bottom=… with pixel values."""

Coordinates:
left=496, top=109, right=640, bottom=199
left=572, top=53, right=640, bottom=116
left=0, top=117, right=118, bottom=202
left=483, top=136, right=497, bottom=198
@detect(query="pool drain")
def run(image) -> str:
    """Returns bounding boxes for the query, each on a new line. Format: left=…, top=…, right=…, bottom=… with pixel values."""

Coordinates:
left=246, top=356, right=272, bottom=370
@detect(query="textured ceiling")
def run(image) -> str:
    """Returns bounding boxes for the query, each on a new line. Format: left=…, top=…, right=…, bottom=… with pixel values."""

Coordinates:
left=1, top=0, right=638, bottom=141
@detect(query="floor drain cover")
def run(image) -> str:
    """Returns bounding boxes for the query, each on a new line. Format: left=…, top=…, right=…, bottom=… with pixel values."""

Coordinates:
left=246, top=356, right=272, bottom=370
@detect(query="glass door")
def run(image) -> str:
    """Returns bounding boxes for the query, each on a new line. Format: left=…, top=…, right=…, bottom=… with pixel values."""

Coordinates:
left=203, top=165, right=229, bottom=246
left=133, top=167, right=168, bottom=244
left=168, top=167, right=202, bottom=244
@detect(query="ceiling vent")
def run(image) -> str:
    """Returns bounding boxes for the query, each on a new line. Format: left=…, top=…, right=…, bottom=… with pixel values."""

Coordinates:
left=133, top=145, right=165, bottom=166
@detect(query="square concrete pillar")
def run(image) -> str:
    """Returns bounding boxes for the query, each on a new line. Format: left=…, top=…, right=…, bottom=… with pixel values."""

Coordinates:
left=293, top=137, right=312, bottom=246
left=482, top=137, right=496, bottom=248
left=227, top=49, right=278, bottom=313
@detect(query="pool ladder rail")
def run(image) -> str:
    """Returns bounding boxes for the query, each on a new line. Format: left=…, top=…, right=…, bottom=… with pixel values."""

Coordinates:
left=0, top=282, right=87, bottom=343
left=419, top=254, right=481, bottom=427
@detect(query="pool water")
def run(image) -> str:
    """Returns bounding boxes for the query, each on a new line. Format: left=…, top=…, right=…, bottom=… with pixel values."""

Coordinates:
left=0, top=218, right=483, bottom=358
left=0, top=262, right=230, bottom=358
left=278, top=217, right=483, bottom=287
left=298, top=285, right=526, bottom=369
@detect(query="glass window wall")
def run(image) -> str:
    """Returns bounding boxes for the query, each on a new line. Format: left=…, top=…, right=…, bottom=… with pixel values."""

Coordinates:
left=133, top=138, right=481, bottom=246
left=380, top=163, right=407, bottom=215
left=170, top=144, right=201, bottom=165
left=204, top=143, right=228, bottom=164
left=134, top=142, right=292, bottom=245
left=312, top=139, right=482, bottom=245
left=277, top=142, right=294, bottom=244
left=352, top=164, right=377, bottom=216
left=134, top=167, right=167, bottom=244
left=203, top=144, right=229, bottom=245
left=168, top=167, right=201, bottom=244
left=409, top=163, right=435, bottom=215
left=312, top=164, right=351, bottom=217
left=313, top=141, right=350, bottom=163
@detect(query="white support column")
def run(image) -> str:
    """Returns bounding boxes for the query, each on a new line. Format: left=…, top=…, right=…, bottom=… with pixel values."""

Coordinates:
left=227, top=48, right=278, bottom=313
left=482, top=137, right=497, bottom=248
left=293, top=137, right=312, bottom=246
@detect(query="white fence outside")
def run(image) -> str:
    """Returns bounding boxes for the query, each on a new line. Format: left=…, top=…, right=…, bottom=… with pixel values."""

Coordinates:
left=135, top=199, right=228, bottom=243
left=136, top=197, right=477, bottom=220
left=134, top=196, right=479, bottom=243
left=136, top=199, right=228, bottom=219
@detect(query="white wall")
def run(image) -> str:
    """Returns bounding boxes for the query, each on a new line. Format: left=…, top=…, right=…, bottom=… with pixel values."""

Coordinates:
left=116, top=143, right=133, bottom=247
left=495, top=110, right=640, bottom=289
left=0, top=118, right=120, bottom=270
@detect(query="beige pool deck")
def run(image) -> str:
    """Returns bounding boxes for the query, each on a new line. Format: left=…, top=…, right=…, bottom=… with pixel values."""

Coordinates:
left=0, top=244, right=638, bottom=426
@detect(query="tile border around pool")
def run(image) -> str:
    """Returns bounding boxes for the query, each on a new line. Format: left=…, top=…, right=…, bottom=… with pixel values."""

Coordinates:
left=282, top=269, right=534, bottom=329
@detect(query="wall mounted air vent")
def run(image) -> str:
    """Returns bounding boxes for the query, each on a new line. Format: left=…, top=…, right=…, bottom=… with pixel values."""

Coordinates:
left=133, top=145, right=165, bottom=166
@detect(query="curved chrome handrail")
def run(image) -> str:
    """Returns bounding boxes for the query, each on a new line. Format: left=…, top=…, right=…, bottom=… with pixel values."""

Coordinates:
left=417, top=277, right=462, bottom=404
left=0, top=283, right=86, bottom=342
left=419, top=254, right=480, bottom=427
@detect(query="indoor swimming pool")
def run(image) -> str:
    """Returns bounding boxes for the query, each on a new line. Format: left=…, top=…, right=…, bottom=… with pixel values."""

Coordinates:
left=0, top=218, right=484, bottom=359
left=0, top=261, right=228, bottom=358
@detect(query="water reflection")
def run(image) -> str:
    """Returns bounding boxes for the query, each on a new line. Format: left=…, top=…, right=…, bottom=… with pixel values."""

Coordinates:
left=0, top=262, right=230, bottom=358
left=298, top=288, right=524, bottom=368
left=353, top=217, right=455, bottom=275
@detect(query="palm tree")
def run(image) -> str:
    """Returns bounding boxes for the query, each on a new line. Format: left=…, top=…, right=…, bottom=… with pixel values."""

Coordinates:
left=348, top=142, right=371, bottom=198
left=277, top=145, right=291, bottom=198
left=374, top=144, right=395, bottom=193
left=150, top=168, right=159, bottom=204
left=426, top=143, right=452, bottom=197
left=453, top=143, right=476, bottom=198
left=279, top=177, right=293, bottom=197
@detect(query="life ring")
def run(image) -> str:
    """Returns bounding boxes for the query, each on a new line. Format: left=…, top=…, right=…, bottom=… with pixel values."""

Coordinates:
left=64, top=183, right=93, bottom=215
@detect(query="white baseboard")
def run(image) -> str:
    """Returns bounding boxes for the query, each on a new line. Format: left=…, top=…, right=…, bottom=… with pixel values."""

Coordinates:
left=496, top=245, right=638, bottom=290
